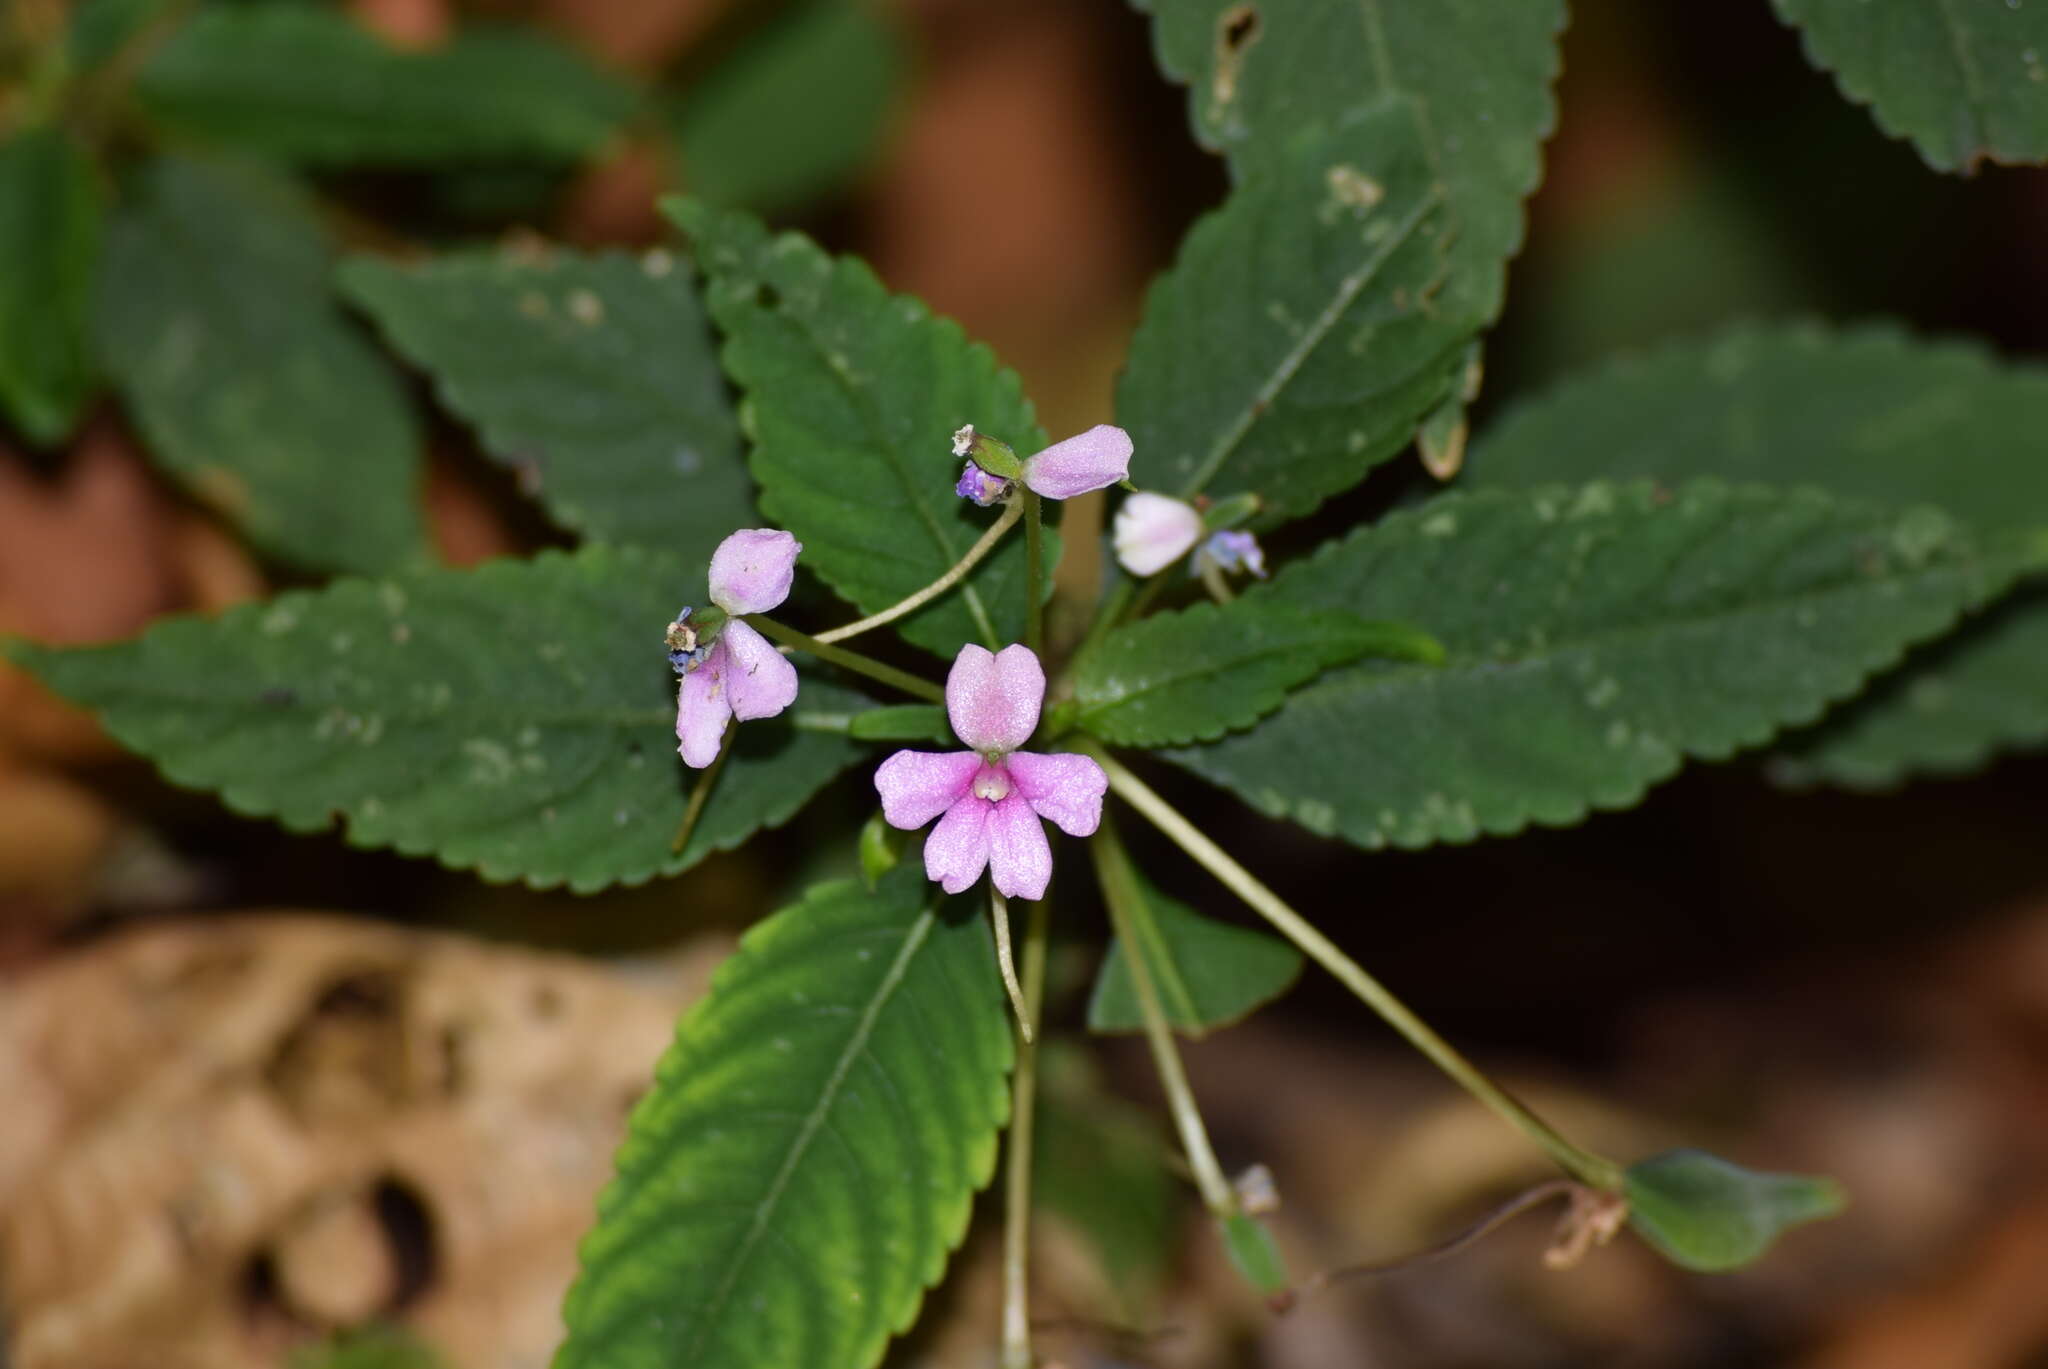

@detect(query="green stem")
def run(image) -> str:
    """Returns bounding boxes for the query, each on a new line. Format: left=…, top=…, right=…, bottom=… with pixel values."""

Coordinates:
left=814, top=500, right=1023, bottom=645
left=1073, top=579, right=1134, bottom=664
left=744, top=616, right=945, bottom=704
left=999, top=898, right=1049, bottom=1369
left=989, top=887, right=1033, bottom=1042
left=1023, top=491, right=1045, bottom=656
left=1198, top=559, right=1236, bottom=605
left=1090, top=823, right=1237, bottom=1216
left=1123, top=572, right=1172, bottom=625
left=1085, top=747, right=1625, bottom=1193
left=670, top=720, right=735, bottom=855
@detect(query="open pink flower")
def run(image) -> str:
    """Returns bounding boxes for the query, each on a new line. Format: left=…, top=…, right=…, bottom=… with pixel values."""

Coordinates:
left=953, top=423, right=1133, bottom=506
left=675, top=529, right=802, bottom=768
left=874, top=644, right=1106, bottom=900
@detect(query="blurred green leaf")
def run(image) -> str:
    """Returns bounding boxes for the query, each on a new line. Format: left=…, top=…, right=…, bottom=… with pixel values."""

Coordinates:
left=1168, top=482, right=2001, bottom=850
left=1218, top=1212, right=1289, bottom=1298
left=0, top=125, right=100, bottom=445
left=557, top=868, right=1012, bottom=1369
left=95, top=156, right=424, bottom=573
left=1034, top=1064, right=1178, bottom=1315
left=1774, top=0, right=2048, bottom=172
left=1625, top=1148, right=1845, bottom=1272
left=291, top=1326, right=449, bottom=1369
left=6, top=545, right=865, bottom=891
left=66, top=0, right=176, bottom=81
left=671, top=1, right=907, bottom=214
left=1088, top=868, right=1300, bottom=1036
left=340, top=246, right=753, bottom=556
left=137, top=6, right=636, bottom=167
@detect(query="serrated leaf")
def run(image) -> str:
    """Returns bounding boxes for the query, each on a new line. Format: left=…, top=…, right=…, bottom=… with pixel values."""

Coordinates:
left=1464, top=322, right=2048, bottom=784
left=1088, top=868, right=1300, bottom=1036
left=1117, top=104, right=1473, bottom=521
left=0, top=126, right=101, bottom=445
left=1625, top=1149, right=1845, bottom=1273
left=339, top=247, right=752, bottom=555
left=557, top=868, right=1012, bottom=1369
left=1167, top=482, right=2001, bottom=850
left=671, top=198, right=1055, bottom=657
left=136, top=6, right=636, bottom=167
left=1069, top=597, right=1428, bottom=747
left=670, top=1, right=907, bottom=214
left=95, top=156, right=425, bottom=574
left=1773, top=0, right=2048, bottom=172
left=5, top=545, right=864, bottom=892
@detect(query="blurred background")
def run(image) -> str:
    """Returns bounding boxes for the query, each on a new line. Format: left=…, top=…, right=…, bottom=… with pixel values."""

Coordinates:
left=4, top=1, right=2048, bottom=1366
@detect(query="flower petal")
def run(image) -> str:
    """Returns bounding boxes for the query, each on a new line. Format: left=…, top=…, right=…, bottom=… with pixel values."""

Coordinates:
left=1113, top=491, right=1204, bottom=577
left=718, top=619, right=799, bottom=721
left=1022, top=424, right=1132, bottom=500
left=675, top=645, right=733, bottom=768
left=945, top=643, right=1044, bottom=754
left=875, top=750, right=981, bottom=830
left=707, top=528, right=801, bottom=615
left=924, top=796, right=993, bottom=894
left=1005, top=751, right=1106, bottom=837
left=986, top=793, right=1052, bottom=900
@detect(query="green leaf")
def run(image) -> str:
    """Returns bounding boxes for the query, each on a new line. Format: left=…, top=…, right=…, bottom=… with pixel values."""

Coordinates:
left=1088, top=869, right=1300, bottom=1036
left=339, top=246, right=752, bottom=556
left=557, top=869, right=1012, bottom=1369
left=1033, top=1061, right=1177, bottom=1315
left=1070, top=596, right=1433, bottom=748
left=1625, top=1148, right=1845, bottom=1273
left=0, top=126, right=101, bottom=445
left=291, top=1327, right=450, bottom=1369
left=95, top=156, right=425, bottom=574
left=671, top=198, right=1054, bottom=657
left=670, top=1, right=907, bottom=214
left=1773, top=0, right=2048, bottom=172
left=845, top=703, right=950, bottom=742
left=68, top=0, right=178, bottom=75
left=1167, top=482, right=2002, bottom=849
left=1218, top=1212, right=1290, bottom=1298
left=4, top=545, right=863, bottom=892
left=136, top=6, right=636, bottom=167
left=1116, top=104, right=1473, bottom=520
left=1464, top=322, right=2048, bottom=784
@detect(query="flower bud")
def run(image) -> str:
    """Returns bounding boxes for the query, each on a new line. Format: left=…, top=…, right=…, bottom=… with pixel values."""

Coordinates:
left=1113, top=491, right=1204, bottom=576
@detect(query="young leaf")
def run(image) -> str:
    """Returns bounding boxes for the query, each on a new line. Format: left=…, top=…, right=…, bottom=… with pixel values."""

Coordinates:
left=669, top=0, right=907, bottom=214
left=340, top=247, right=753, bottom=555
left=1116, top=103, right=1474, bottom=521
left=1773, top=0, right=2048, bottom=173
left=5, top=546, right=863, bottom=892
left=1087, top=870, right=1301, bottom=1036
left=670, top=198, right=1054, bottom=657
left=1625, top=1149, right=1845, bottom=1273
left=1067, top=596, right=1434, bottom=748
left=1167, top=482, right=2002, bottom=850
left=0, top=126, right=101, bottom=446
left=557, top=869, right=1012, bottom=1369
left=95, top=156, right=425, bottom=574
left=136, top=6, right=636, bottom=167
left=1465, top=322, right=2048, bottom=784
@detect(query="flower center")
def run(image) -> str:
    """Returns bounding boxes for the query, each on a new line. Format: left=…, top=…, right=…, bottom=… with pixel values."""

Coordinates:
left=971, top=762, right=1012, bottom=802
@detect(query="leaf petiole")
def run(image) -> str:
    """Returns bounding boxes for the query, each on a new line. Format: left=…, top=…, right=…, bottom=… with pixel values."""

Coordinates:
left=745, top=615, right=945, bottom=704
left=1023, top=490, right=1044, bottom=656
left=671, top=718, right=736, bottom=854
left=812, top=500, right=1024, bottom=645
left=999, top=897, right=1048, bottom=1369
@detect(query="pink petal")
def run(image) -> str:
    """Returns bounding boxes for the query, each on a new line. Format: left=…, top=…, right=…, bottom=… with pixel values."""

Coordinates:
left=1112, top=491, right=1204, bottom=577
left=986, top=793, right=1053, bottom=900
left=707, top=528, right=801, bottom=615
left=718, top=619, right=799, bottom=721
left=1022, top=424, right=1132, bottom=501
left=945, top=643, right=1044, bottom=754
left=675, top=645, right=733, bottom=768
left=1005, top=751, right=1107, bottom=837
left=924, top=796, right=993, bottom=894
left=874, top=750, right=980, bottom=830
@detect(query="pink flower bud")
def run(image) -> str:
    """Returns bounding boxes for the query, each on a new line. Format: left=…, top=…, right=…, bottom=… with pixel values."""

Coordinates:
left=707, top=528, right=801, bottom=616
left=1113, top=491, right=1204, bottom=576
left=1022, top=424, right=1132, bottom=500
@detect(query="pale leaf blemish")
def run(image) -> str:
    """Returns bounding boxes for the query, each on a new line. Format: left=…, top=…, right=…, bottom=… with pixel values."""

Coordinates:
left=1585, top=677, right=1620, bottom=708
left=1212, top=4, right=1261, bottom=113
left=568, top=289, right=605, bottom=326
left=1325, top=164, right=1385, bottom=215
left=261, top=606, right=299, bottom=635
left=1605, top=719, right=1632, bottom=747
left=1421, top=510, right=1458, bottom=538
left=464, top=738, right=515, bottom=784
left=1295, top=798, right=1336, bottom=831
left=642, top=248, right=675, bottom=278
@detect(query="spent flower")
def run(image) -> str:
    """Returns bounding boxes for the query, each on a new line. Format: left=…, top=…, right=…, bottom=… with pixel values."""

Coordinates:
left=673, top=529, right=803, bottom=767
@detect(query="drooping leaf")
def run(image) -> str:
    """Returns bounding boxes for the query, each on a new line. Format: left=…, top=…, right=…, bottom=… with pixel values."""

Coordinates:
left=4, top=546, right=864, bottom=892
left=1773, top=0, right=2048, bottom=173
left=339, top=247, right=753, bottom=555
left=1116, top=103, right=1473, bottom=520
left=1068, top=595, right=1435, bottom=748
left=0, top=126, right=101, bottom=445
left=1088, top=868, right=1300, bottom=1036
left=1167, top=482, right=2001, bottom=850
left=136, top=6, right=636, bottom=167
left=557, top=868, right=1012, bottom=1369
left=670, top=1, right=907, bottom=214
left=95, top=156, right=425, bottom=574
left=1464, top=322, right=2048, bottom=784
left=671, top=198, right=1054, bottom=657
left=1625, top=1148, right=1845, bottom=1273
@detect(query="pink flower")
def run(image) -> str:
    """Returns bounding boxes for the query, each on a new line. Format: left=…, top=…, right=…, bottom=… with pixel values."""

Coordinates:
left=874, top=644, right=1107, bottom=900
left=1113, top=491, right=1205, bottom=576
left=1021, top=424, right=1131, bottom=500
left=675, top=529, right=803, bottom=768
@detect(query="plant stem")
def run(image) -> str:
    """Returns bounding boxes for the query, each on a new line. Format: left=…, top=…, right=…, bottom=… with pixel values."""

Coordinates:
left=744, top=616, right=945, bottom=704
left=814, top=501, right=1024, bottom=645
left=1090, top=824, right=1238, bottom=1216
left=989, top=887, right=1033, bottom=1042
left=1086, top=747, right=1625, bottom=1193
left=1023, top=491, right=1045, bottom=656
left=670, top=720, right=735, bottom=854
left=998, top=899, right=1049, bottom=1369
left=1198, top=559, right=1236, bottom=605
left=1073, top=579, right=1133, bottom=664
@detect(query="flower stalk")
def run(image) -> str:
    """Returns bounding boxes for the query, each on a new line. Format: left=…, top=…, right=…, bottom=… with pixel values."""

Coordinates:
left=744, top=615, right=945, bottom=704
left=813, top=500, right=1024, bottom=645
left=998, top=897, right=1049, bottom=1369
